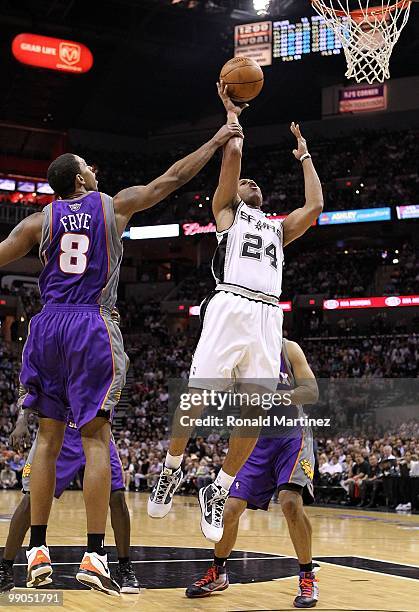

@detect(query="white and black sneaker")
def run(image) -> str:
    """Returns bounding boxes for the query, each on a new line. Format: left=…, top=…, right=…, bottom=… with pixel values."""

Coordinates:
left=199, top=483, right=229, bottom=543
left=114, top=561, right=140, bottom=594
left=147, top=465, right=183, bottom=518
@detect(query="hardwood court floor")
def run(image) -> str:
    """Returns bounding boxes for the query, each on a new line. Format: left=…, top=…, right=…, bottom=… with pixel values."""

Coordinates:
left=1, top=490, right=418, bottom=611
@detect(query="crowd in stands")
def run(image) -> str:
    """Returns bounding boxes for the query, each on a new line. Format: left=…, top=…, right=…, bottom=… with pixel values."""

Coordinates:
left=315, top=424, right=419, bottom=510
left=0, top=339, right=36, bottom=490
left=105, top=317, right=413, bottom=516
left=383, top=242, right=419, bottom=296
left=305, top=334, right=419, bottom=379
left=1, top=128, right=418, bottom=226
left=169, top=245, right=419, bottom=303
left=82, top=128, right=419, bottom=224
left=0, top=287, right=418, bottom=511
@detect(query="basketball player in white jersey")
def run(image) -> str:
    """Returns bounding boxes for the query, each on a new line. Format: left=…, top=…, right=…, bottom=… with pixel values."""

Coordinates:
left=148, top=82, right=324, bottom=542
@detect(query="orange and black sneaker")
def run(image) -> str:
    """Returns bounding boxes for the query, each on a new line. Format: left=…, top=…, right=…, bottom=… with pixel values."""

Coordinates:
left=294, top=571, right=319, bottom=608
left=76, top=552, right=120, bottom=596
left=26, top=546, right=53, bottom=588
left=185, top=564, right=229, bottom=598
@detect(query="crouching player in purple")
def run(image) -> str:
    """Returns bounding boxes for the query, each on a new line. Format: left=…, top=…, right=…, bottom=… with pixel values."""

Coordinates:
left=186, top=339, right=320, bottom=609
left=0, top=121, right=243, bottom=595
left=0, top=410, right=140, bottom=594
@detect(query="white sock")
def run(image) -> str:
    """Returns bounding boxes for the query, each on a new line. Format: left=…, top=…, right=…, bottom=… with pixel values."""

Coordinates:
left=215, top=469, right=235, bottom=491
left=165, top=452, right=183, bottom=470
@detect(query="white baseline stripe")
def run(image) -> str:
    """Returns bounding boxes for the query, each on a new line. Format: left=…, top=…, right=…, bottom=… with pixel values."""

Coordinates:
left=12, top=555, right=287, bottom=568
left=339, top=555, right=419, bottom=569
left=13, top=551, right=418, bottom=582
left=311, top=559, right=419, bottom=583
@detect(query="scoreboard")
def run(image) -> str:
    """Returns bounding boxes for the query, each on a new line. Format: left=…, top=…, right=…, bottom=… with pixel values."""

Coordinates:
left=234, top=16, right=349, bottom=66
left=273, top=15, right=347, bottom=61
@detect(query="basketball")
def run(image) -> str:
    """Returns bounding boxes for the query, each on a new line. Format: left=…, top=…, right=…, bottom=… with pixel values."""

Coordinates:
left=220, top=56, right=264, bottom=102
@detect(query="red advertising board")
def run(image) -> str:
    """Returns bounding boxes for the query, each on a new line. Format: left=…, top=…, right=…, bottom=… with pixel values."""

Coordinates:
left=323, top=295, right=419, bottom=310
left=12, top=33, right=93, bottom=74
left=182, top=222, right=216, bottom=236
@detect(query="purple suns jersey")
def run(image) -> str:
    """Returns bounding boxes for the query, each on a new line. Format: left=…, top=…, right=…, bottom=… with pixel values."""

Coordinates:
left=279, top=339, right=304, bottom=419
left=230, top=340, right=315, bottom=510
left=38, top=191, right=122, bottom=309
left=278, top=342, right=292, bottom=386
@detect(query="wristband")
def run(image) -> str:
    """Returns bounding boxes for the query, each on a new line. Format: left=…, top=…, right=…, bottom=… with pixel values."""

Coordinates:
left=300, top=153, right=311, bottom=163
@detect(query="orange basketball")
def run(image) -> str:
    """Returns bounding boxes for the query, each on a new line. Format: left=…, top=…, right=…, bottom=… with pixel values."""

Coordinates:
left=220, top=57, right=264, bottom=103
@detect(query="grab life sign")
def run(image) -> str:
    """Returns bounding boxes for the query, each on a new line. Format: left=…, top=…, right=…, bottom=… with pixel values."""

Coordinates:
left=12, top=33, right=93, bottom=74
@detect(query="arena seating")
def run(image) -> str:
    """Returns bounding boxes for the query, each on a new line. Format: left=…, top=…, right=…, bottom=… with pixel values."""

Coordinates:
left=80, top=128, right=419, bottom=222
left=1, top=292, right=417, bottom=511
left=167, top=245, right=419, bottom=302
left=1, top=128, right=418, bottom=226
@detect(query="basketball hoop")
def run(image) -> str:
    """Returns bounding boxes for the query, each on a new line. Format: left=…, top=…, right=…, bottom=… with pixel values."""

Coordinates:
left=310, top=0, right=412, bottom=83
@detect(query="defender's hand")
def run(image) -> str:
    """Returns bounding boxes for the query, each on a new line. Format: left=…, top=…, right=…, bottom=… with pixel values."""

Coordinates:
left=9, top=420, right=31, bottom=450
left=212, top=122, right=244, bottom=148
left=217, top=80, right=249, bottom=117
left=291, top=122, right=309, bottom=160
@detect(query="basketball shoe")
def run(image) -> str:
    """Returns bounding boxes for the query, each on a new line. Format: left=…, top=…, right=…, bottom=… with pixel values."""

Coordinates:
left=26, top=546, right=53, bottom=588
left=199, top=482, right=229, bottom=542
left=114, top=561, right=140, bottom=594
left=147, top=465, right=183, bottom=518
left=76, top=552, right=120, bottom=596
left=293, top=571, right=319, bottom=608
left=0, top=561, right=14, bottom=593
left=185, top=564, right=229, bottom=598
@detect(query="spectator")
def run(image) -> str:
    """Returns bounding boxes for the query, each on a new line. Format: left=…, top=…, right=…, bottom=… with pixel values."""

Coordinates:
left=342, top=452, right=371, bottom=505
left=196, top=459, right=212, bottom=489
left=0, top=464, right=17, bottom=489
left=358, top=455, right=383, bottom=508
left=146, top=458, right=163, bottom=489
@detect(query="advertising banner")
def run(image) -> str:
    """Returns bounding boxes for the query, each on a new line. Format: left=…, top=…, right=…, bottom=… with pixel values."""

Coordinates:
left=12, top=33, right=93, bottom=74
left=339, top=84, right=387, bottom=113
left=318, top=208, right=391, bottom=225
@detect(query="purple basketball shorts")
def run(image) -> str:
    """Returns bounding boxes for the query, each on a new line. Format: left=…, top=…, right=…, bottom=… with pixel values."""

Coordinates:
left=20, top=304, right=128, bottom=428
left=22, top=426, right=124, bottom=498
left=229, top=428, right=315, bottom=510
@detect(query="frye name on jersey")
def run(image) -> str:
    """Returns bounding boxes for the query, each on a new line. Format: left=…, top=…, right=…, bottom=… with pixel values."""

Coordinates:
left=60, top=213, right=92, bottom=233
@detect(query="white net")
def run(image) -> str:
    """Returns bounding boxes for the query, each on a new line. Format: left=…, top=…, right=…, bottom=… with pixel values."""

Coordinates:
left=311, top=0, right=412, bottom=83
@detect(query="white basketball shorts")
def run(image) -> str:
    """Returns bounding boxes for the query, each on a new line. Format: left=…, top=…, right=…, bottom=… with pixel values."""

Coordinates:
left=189, top=290, right=283, bottom=392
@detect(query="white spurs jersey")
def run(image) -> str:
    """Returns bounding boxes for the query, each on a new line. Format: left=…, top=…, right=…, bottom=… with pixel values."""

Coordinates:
left=212, top=201, right=284, bottom=300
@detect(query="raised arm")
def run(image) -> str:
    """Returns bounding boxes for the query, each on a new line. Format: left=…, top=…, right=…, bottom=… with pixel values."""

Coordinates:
left=282, top=123, right=323, bottom=247
left=112, top=122, right=243, bottom=234
left=212, top=81, right=248, bottom=231
left=212, top=82, right=248, bottom=231
left=0, top=213, right=43, bottom=268
left=286, top=340, right=319, bottom=406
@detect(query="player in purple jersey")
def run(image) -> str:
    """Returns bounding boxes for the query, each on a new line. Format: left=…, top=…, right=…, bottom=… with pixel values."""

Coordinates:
left=0, top=409, right=139, bottom=594
left=0, top=121, right=243, bottom=595
left=185, top=339, right=320, bottom=609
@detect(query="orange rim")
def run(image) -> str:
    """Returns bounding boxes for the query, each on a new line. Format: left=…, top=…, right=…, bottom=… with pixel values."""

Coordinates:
left=311, top=0, right=411, bottom=22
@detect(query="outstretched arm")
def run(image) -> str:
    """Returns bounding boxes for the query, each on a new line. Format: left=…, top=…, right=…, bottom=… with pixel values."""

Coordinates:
left=286, top=340, right=319, bottom=405
left=113, top=122, right=243, bottom=233
left=282, top=123, right=323, bottom=247
left=0, top=213, right=43, bottom=268
left=213, top=82, right=248, bottom=230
